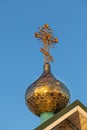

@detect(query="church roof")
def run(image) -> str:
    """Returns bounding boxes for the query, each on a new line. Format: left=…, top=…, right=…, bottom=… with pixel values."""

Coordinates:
left=35, top=100, right=87, bottom=130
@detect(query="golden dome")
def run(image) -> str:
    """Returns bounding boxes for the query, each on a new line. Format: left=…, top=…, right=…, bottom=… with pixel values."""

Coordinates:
left=25, top=63, right=70, bottom=116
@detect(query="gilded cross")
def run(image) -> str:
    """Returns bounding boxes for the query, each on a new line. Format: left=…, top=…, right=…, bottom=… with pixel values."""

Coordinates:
left=35, top=24, right=58, bottom=64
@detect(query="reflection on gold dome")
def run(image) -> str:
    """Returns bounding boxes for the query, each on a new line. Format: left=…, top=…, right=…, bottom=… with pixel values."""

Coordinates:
left=25, top=63, right=70, bottom=116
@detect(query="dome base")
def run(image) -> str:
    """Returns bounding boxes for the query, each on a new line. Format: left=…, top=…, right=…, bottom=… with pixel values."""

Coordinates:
left=40, top=112, right=54, bottom=124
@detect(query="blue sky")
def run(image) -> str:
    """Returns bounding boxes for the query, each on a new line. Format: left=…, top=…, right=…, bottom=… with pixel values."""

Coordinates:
left=0, top=0, right=87, bottom=130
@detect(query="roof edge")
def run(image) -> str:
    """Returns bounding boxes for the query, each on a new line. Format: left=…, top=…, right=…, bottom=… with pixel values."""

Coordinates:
left=34, top=100, right=87, bottom=130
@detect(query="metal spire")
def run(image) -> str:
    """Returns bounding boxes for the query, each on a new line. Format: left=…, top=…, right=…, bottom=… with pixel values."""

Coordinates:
left=35, top=24, right=58, bottom=64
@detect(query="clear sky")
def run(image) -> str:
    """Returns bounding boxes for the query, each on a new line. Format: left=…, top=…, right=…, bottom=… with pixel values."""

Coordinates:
left=0, top=0, right=87, bottom=130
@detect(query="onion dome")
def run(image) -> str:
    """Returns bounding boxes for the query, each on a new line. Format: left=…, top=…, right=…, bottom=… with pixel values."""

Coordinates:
left=25, top=63, right=70, bottom=116
left=25, top=24, right=70, bottom=123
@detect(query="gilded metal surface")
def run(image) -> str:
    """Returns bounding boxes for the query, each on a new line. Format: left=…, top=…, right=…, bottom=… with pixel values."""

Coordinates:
left=25, top=63, right=70, bottom=116
left=34, top=24, right=58, bottom=64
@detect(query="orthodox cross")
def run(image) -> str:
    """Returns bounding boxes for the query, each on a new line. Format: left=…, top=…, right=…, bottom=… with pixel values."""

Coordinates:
left=35, top=24, right=58, bottom=64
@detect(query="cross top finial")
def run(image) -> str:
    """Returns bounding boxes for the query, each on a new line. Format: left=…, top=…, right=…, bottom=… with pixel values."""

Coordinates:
left=35, top=24, right=58, bottom=64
